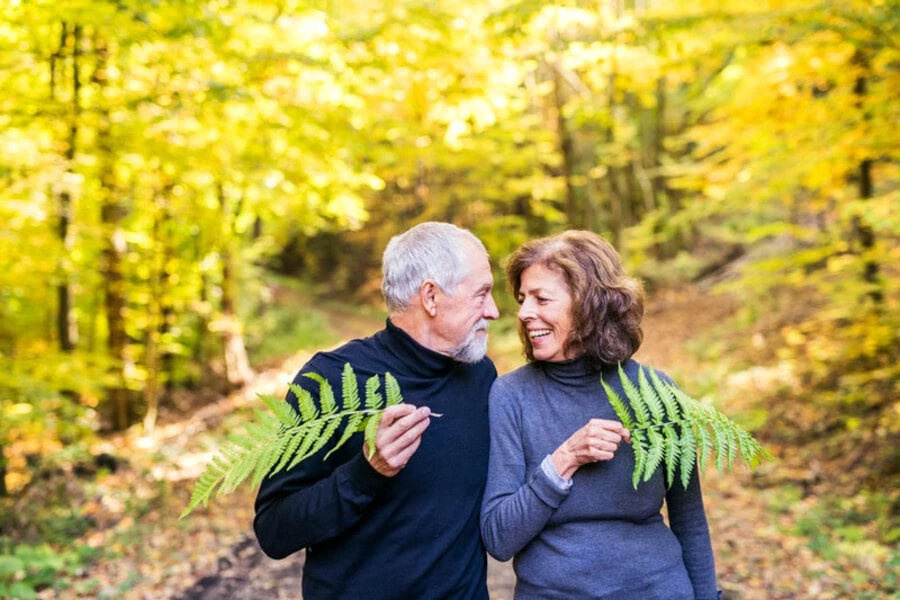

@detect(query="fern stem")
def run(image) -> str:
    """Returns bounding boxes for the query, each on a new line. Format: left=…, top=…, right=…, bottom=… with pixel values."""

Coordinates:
left=629, top=418, right=694, bottom=433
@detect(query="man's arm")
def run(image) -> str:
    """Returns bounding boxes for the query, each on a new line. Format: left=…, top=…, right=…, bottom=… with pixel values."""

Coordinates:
left=253, top=370, right=431, bottom=559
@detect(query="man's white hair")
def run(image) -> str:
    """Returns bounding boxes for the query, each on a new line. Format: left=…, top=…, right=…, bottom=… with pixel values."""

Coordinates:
left=381, top=222, right=486, bottom=313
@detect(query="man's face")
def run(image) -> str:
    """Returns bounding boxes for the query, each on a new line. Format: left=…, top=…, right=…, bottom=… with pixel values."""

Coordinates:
left=433, top=244, right=499, bottom=363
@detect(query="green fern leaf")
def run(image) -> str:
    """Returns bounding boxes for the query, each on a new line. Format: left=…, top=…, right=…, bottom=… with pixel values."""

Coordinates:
left=614, top=364, right=769, bottom=491
left=662, top=423, right=680, bottom=488
left=324, top=413, right=364, bottom=461
left=342, top=363, right=361, bottom=411
left=602, top=377, right=635, bottom=432
left=364, top=411, right=382, bottom=458
left=262, top=394, right=301, bottom=428
left=643, top=429, right=665, bottom=482
left=272, top=425, right=310, bottom=474
left=638, top=367, right=665, bottom=423
left=648, top=368, right=680, bottom=423
left=286, top=420, right=328, bottom=470
left=307, top=416, right=345, bottom=459
left=365, top=375, right=383, bottom=411
left=289, top=382, right=319, bottom=422
left=631, top=430, right=648, bottom=489
left=618, top=364, right=650, bottom=429
left=384, top=373, right=403, bottom=406
left=304, top=372, right=337, bottom=415
left=679, top=424, right=697, bottom=490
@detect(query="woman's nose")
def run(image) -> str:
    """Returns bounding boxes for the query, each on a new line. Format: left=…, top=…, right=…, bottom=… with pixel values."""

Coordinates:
left=517, top=300, right=534, bottom=322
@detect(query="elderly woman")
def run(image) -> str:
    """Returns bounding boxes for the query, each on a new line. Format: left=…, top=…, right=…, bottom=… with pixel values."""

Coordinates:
left=480, top=231, right=720, bottom=599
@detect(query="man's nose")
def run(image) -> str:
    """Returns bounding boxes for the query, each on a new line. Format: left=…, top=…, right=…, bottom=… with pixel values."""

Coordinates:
left=484, top=293, right=500, bottom=320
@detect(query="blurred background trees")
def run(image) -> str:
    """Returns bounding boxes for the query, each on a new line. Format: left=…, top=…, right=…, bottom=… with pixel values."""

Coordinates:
left=1, top=0, right=895, bottom=500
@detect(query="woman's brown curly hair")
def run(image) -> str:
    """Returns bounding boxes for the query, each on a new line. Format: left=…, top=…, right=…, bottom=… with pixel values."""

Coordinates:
left=506, top=230, right=644, bottom=367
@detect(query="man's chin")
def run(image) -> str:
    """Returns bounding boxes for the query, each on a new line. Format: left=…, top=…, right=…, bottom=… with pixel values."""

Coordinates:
left=453, top=337, right=489, bottom=364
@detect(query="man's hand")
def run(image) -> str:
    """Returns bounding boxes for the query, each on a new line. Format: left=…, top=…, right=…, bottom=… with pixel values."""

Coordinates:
left=366, top=404, right=432, bottom=477
left=550, top=419, right=631, bottom=480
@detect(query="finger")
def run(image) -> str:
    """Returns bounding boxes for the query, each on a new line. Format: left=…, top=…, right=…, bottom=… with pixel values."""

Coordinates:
left=380, top=403, right=417, bottom=426
left=379, top=405, right=430, bottom=441
left=621, top=428, right=631, bottom=444
left=383, top=415, right=431, bottom=455
left=390, top=436, right=423, bottom=469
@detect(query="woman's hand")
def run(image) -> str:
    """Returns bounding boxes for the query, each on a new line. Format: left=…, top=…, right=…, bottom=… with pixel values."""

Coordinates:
left=550, top=419, right=631, bottom=480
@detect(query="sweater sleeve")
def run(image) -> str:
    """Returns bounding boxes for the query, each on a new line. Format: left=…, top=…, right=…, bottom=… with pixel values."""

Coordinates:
left=253, top=368, right=389, bottom=559
left=480, top=378, right=569, bottom=562
left=665, top=467, right=720, bottom=600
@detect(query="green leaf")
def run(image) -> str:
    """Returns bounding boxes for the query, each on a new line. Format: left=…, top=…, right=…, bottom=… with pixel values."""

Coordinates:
left=384, top=372, right=403, bottom=406
left=342, top=362, right=361, bottom=411
left=324, top=413, right=364, bottom=460
left=602, top=376, right=635, bottom=431
left=304, top=372, right=337, bottom=415
left=181, top=363, right=406, bottom=518
left=364, top=411, right=382, bottom=458
left=365, top=375, right=383, bottom=411
left=616, top=365, right=769, bottom=491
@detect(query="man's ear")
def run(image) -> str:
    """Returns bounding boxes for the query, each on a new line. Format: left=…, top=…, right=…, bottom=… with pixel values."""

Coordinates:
left=420, top=280, right=439, bottom=317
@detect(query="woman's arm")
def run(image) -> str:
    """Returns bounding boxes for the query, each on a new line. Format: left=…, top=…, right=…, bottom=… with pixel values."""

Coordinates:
left=666, top=467, right=720, bottom=600
left=479, top=380, right=569, bottom=561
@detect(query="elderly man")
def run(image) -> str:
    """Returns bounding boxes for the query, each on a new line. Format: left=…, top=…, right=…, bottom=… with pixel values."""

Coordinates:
left=254, top=222, right=500, bottom=599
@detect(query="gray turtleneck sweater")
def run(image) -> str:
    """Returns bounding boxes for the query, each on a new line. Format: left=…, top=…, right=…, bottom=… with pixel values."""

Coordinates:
left=480, top=357, right=719, bottom=600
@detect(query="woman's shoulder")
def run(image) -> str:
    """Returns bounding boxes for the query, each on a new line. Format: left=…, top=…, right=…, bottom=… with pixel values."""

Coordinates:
left=610, top=358, right=676, bottom=386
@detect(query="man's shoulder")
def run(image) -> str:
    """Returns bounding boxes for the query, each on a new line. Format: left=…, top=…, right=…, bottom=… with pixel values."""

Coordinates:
left=297, top=331, right=386, bottom=378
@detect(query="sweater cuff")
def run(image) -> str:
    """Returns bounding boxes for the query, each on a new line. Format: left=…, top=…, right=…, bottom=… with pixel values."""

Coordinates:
left=339, top=452, right=390, bottom=496
left=540, top=454, right=573, bottom=491
left=528, top=461, right=570, bottom=508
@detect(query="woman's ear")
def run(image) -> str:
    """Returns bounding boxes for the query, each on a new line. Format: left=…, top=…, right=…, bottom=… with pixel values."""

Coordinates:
left=420, top=280, right=439, bottom=317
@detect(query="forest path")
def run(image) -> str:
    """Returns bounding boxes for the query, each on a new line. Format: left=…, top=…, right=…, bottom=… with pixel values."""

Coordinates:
left=87, top=285, right=837, bottom=599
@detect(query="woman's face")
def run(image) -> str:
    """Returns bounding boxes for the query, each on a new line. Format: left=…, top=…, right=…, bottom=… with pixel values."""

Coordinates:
left=517, top=263, right=576, bottom=363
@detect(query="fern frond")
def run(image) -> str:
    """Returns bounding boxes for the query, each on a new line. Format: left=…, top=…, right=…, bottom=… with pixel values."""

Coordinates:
left=609, top=364, right=769, bottom=491
left=181, top=363, right=404, bottom=519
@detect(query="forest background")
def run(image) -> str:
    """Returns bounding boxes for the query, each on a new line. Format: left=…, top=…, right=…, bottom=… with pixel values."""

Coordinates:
left=0, top=0, right=897, bottom=598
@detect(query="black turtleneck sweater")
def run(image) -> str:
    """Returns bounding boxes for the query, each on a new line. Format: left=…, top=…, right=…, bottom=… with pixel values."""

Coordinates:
left=254, top=319, right=497, bottom=599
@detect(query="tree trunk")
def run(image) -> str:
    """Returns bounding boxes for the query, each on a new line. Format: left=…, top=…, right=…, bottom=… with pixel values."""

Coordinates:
left=0, top=441, right=7, bottom=496
left=852, top=54, right=881, bottom=303
left=218, top=184, right=254, bottom=388
left=551, top=62, right=578, bottom=228
left=95, top=34, right=130, bottom=430
left=54, top=22, right=81, bottom=352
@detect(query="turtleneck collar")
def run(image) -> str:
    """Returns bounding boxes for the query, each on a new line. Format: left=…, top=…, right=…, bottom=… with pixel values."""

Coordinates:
left=536, top=354, right=603, bottom=386
left=379, top=318, right=460, bottom=377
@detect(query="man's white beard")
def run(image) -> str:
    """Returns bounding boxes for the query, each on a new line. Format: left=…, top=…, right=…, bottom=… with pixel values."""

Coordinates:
left=452, top=319, right=489, bottom=363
